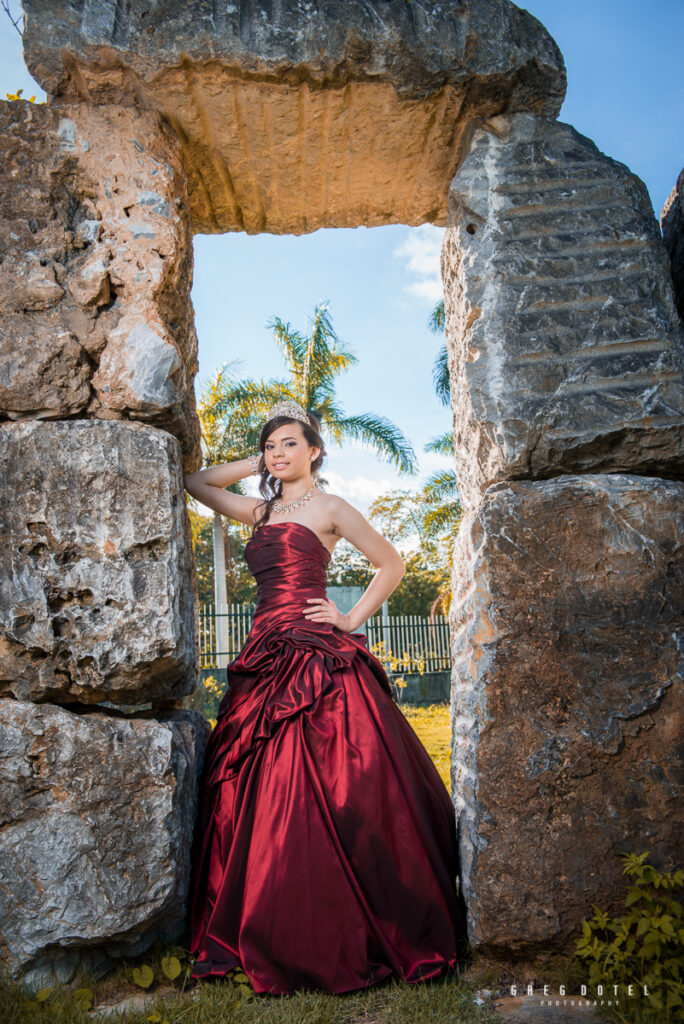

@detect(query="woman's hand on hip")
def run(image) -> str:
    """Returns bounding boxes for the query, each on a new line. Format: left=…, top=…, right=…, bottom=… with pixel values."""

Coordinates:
left=303, top=597, right=352, bottom=632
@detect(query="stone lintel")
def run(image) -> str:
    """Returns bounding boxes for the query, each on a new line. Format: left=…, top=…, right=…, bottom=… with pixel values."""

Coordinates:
left=22, top=0, right=566, bottom=234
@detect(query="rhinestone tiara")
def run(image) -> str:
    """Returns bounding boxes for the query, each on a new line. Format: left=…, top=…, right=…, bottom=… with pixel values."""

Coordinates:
left=264, top=401, right=311, bottom=426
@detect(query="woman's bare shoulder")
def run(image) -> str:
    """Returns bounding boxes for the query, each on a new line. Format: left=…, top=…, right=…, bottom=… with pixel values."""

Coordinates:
left=316, top=491, right=366, bottom=529
left=316, top=490, right=353, bottom=513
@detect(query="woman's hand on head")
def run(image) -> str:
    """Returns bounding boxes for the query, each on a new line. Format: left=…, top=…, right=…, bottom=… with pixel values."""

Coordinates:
left=303, top=597, right=352, bottom=632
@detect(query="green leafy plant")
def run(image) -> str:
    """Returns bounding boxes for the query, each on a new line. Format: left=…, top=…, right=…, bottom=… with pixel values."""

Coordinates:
left=129, top=945, right=195, bottom=994
left=573, top=851, right=684, bottom=1023
left=128, top=945, right=255, bottom=1003
left=132, top=963, right=155, bottom=989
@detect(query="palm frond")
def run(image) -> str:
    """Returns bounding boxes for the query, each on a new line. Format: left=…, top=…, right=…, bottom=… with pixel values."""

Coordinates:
left=424, top=430, right=455, bottom=457
left=422, top=468, right=461, bottom=503
left=432, top=343, right=450, bottom=407
left=421, top=501, right=464, bottom=536
left=304, top=302, right=358, bottom=407
left=212, top=378, right=291, bottom=419
left=428, top=299, right=445, bottom=334
left=331, top=413, right=418, bottom=475
left=266, top=316, right=307, bottom=394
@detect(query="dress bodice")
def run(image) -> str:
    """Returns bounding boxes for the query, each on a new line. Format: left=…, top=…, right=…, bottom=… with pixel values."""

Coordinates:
left=211, top=518, right=394, bottom=770
left=245, top=521, right=331, bottom=621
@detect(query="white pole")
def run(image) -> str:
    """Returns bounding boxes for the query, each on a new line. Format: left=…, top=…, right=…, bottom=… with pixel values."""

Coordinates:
left=212, top=513, right=230, bottom=670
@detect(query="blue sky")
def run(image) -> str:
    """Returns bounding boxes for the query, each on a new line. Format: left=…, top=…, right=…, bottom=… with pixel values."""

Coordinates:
left=2, top=1, right=682, bottom=516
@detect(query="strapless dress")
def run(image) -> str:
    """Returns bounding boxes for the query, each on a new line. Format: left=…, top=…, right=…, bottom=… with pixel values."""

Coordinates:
left=188, top=521, right=467, bottom=994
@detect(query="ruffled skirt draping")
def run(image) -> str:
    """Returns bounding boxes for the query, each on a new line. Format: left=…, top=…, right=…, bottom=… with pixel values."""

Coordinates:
left=188, top=619, right=467, bottom=995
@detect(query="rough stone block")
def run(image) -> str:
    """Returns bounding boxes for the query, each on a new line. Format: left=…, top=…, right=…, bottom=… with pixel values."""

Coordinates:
left=0, top=99, right=200, bottom=471
left=0, top=699, right=211, bottom=983
left=443, top=113, right=684, bottom=510
left=0, top=420, right=199, bottom=705
left=661, top=167, right=684, bottom=325
left=22, top=0, right=566, bottom=234
left=450, top=473, right=683, bottom=953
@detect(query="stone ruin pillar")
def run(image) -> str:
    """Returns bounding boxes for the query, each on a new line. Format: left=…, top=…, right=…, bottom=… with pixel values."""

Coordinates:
left=444, top=112, right=684, bottom=956
left=0, top=99, right=209, bottom=988
left=662, top=168, right=684, bottom=324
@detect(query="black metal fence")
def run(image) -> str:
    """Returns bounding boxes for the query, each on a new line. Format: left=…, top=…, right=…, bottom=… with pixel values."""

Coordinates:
left=198, top=603, right=451, bottom=675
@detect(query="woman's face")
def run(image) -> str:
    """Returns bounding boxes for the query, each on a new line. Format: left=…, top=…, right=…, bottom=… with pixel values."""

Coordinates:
left=263, top=421, right=320, bottom=481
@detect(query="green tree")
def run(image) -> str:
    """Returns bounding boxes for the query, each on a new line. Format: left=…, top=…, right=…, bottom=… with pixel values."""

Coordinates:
left=368, top=488, right=455, bottom=615
left=187, top=504, right=256, bottom=606
left=215, top=301, right=418, bottom=475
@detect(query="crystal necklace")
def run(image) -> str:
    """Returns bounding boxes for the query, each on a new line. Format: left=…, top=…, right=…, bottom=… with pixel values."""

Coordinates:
left=271, top=485, right=317, bottom=516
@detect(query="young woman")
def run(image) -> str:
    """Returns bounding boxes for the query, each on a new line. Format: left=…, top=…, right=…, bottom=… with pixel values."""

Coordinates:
left=184, top=400, right=468, bottom=996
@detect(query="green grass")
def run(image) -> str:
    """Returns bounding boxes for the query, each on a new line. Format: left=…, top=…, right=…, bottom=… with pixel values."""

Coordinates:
left=399, top=702, right=451, bottom=788
left=0, top=935, right=506, bottom=1024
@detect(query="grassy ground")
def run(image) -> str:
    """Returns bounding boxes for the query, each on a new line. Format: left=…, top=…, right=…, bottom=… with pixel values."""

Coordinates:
left=0, top=939, right=513, bottom=1024
left=398, top=702, right=451, bottom=788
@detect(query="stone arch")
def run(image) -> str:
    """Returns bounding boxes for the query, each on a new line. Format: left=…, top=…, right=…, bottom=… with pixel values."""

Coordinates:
left=0, top=0, right=682, bottom=988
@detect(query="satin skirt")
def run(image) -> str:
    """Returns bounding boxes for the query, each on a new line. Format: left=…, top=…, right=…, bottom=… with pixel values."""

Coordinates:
left=187, top=615, right=467, bottom=995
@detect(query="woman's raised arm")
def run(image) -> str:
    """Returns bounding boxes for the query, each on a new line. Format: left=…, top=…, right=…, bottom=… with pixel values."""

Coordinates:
left=184, top=458, right=262, bottom=526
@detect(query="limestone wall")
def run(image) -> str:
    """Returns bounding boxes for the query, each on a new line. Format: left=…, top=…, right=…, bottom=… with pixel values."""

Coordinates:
left=450, top=474, right=682, bottom=950
left=0, top=100, right=201, bottom=465
left=442, top=113, right=684, bottom=512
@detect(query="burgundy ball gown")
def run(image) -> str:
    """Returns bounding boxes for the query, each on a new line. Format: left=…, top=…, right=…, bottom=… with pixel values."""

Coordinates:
left=188, top=520, right=468, bottom=995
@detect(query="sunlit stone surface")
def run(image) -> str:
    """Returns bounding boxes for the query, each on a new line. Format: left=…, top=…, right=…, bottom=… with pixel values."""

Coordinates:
left=22, top=0, right=566, bottom=234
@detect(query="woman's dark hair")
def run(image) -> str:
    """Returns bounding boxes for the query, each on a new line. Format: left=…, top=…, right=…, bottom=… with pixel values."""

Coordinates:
left=252, top=411, right=326, bottom=534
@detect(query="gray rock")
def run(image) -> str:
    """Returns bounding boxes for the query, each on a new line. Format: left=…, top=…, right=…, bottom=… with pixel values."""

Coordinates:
left=0, top=699, right=211, bottom=981
left=443, top=113, right=684, bottom=511
left=0, top=322, right=92, bottom=418
left=450, top=473, right=683, bottom=953
left=0, top=100, right=201, bottom=470
left=22, top=0, right=566, bottom=234
left=0, top=420, right=199, bottom=705
left=661, top=168, right=684, bottom=325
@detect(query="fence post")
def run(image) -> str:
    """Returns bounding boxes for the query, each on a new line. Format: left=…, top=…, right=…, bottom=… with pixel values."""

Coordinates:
left=381, top=599, right=390, bottom=653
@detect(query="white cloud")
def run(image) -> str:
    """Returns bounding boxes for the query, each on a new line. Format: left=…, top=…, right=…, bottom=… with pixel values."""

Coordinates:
left=322, top=470, right=399, bottom=506
left=405, top=279, right=444, bottom=302
left=393, top=224, right=445, bottom=305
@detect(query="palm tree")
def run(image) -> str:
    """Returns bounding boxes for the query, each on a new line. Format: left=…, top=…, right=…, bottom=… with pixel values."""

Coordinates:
left=209, top=302, right=417, bottom=475
left=428, top=298, right=449, bottom=406
left=190, top=361, right=269, bottom=667
left=367, top=297, right=464, bottom=613
left=266, top=302, right=417, bottom=473
left=419, top=298, right=463, bottom=588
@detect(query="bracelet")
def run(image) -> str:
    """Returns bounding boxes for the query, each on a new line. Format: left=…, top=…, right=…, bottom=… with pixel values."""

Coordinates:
left=247, top=453, right=260, bottom=475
